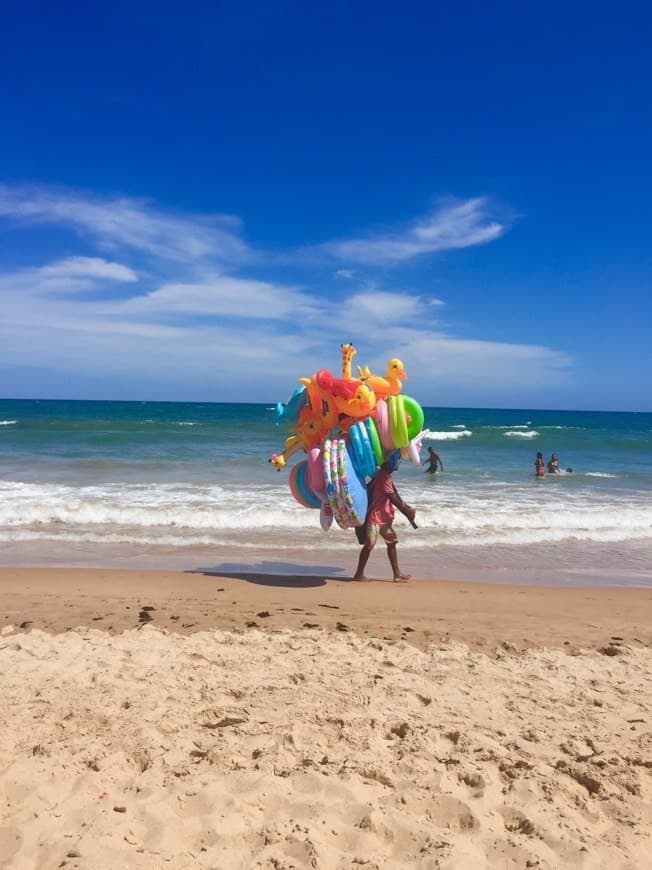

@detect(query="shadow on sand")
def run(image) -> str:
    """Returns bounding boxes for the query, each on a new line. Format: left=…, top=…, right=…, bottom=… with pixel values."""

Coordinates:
left=188, top=560, right=349, bottom=588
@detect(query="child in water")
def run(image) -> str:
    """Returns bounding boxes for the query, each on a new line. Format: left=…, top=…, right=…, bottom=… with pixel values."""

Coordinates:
left=535, top=451, right=545, bottom=476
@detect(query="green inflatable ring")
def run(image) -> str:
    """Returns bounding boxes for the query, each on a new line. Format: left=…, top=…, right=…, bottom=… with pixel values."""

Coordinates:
left=402, top=395, right=424, bottom=441
left=365, top=417, right=383, bottom=466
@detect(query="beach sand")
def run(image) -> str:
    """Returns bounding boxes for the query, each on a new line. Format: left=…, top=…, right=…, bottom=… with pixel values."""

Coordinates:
left=1, top=568, right=651, bottom=869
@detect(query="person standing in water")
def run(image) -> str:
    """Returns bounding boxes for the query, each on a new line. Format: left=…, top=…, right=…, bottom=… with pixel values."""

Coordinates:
left=547, top=453, right=560, bottom=473
left=535, top=451, right=545, bottom=477
left=423, top=446, right=443, bottom=473
left=354, top=456, right=416, bottom=583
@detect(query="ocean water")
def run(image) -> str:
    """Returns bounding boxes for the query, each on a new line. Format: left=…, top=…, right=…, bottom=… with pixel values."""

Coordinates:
left=1, top=399, right=651, bottom=586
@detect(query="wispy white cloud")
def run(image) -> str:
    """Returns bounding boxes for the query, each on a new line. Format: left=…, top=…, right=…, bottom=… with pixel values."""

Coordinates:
left=322, top=197, right=506, bottom=264
left=41, top=257, right=137, bottom=283
left=0, top=184, right=248, bottom=264
left=122, top=276, right=319, bottom=321
left=0, top=256, right=137, bottom=295
left=342, top=290, right=442, bottom=326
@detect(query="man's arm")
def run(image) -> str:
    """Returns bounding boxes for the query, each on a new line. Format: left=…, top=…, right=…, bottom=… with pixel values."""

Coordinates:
left=389, top=484, right=416, bottom=523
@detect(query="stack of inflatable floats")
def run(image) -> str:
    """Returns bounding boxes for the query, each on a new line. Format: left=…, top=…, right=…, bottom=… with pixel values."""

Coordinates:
left=269, top=344, right=430, bottom=531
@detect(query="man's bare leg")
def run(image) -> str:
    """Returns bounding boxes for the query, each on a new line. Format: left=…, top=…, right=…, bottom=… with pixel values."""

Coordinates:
left=387, top=542, right=410, bottom=582
left=353, top=543, right=374, bottom=581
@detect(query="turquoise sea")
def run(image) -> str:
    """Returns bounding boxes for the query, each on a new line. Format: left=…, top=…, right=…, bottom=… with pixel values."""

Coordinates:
left=1, top=399, right=651, bottom=586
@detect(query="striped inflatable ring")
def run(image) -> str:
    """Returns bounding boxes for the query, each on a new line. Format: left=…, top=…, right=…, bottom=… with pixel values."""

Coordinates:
left=323, top=439, right=343, bottom=524
left=319, top=501, right=334, bottom=531
left=336, top=438, right=368, bottom=527
left=329, top=438, right=349, bottom=529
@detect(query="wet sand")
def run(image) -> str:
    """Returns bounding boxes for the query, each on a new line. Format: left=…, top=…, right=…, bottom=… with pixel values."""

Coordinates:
left=2, top=566, right=652, bottom=652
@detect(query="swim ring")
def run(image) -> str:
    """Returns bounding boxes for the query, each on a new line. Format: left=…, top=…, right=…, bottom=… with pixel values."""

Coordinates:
left=388, top=395, right=409, bottom=448
left=374, top=399, right=394, bottom=450
left=289, top=460, right=322, bottom=509
left=349, top=421, right=376, bottom=480
left=402, top=396, right=425, bottom=440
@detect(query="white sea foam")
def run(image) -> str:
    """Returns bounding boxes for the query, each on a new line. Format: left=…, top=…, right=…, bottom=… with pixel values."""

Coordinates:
left=425, top=430, right=472, bottom=441
left=504, top=430, right=539, bottom=439
left=585, top=472, right=619, bottom=478
left=0, top=528, right=332, bottom=551
left=0, top=420, right=17, bottom=426
left=138, top=419, right=198, bottom=426
left=0, top=480, right=308, bottom=534
left=1, top=477, right=651, bottom=549
left=408, top=495, right=652, bottom=547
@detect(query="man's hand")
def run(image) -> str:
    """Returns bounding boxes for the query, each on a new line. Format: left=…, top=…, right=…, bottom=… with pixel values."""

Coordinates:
left=405, top=506, right=418, bottom=529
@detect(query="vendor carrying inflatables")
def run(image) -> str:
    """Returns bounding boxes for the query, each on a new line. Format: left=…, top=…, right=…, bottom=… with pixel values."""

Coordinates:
left=269, top=343, right=429, bottom=534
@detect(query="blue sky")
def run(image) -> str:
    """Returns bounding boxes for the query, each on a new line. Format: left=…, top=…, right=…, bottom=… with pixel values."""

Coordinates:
left=1, top=1, right=650, bottom=410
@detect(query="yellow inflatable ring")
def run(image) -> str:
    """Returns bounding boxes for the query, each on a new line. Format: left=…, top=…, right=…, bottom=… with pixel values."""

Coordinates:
left=388, top=395, right=409, bottom=448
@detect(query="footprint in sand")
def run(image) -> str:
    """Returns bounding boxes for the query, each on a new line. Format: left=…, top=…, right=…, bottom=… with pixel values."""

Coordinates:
left=458, top=769, right=486, bottom=795
left=425, top=796, right=479, bottom=832
left=500, top=805, right=537, bottom=836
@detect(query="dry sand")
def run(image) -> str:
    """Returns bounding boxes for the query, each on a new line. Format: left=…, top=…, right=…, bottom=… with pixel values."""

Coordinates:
left=1, top=567, right=651, bottom=869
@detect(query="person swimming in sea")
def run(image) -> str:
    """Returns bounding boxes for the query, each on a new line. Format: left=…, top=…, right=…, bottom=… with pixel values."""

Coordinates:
left=423, top=447, right=443, bottom=474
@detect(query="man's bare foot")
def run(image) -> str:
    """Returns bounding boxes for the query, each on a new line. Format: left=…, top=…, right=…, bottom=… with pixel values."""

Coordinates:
left=353, top=575, right=373, bottom=582
left=393, top=573, right=410, bottom=583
